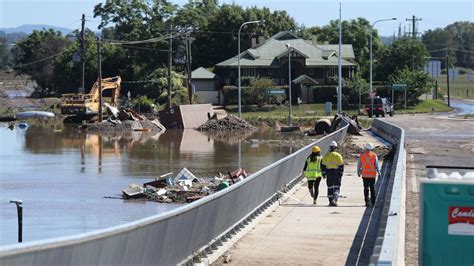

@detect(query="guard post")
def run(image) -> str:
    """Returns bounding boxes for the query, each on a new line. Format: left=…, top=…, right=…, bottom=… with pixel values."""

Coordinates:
left=9, top=200, right=23, bottom=243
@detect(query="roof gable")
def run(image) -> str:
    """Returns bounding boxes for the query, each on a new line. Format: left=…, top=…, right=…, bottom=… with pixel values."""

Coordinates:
left=215, top=31, right=357, bottom=67
left=191, top=67, right=217, bottom=79
left=271, top=31, right=299, bottom=41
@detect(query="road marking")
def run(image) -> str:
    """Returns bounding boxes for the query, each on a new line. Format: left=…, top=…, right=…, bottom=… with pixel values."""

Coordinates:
left=408, top=154, right=418, bottom=193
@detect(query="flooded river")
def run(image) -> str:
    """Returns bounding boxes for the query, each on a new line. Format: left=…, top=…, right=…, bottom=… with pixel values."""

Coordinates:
left=0, top=123, right=302, bottom=246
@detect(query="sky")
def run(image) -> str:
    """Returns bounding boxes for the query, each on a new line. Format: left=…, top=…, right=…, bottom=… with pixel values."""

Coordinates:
left=0, top=0, right=473, bottom=36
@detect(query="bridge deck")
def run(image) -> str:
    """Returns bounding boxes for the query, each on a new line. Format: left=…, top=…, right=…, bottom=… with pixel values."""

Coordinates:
left=215, top=133, right=390, bottom=265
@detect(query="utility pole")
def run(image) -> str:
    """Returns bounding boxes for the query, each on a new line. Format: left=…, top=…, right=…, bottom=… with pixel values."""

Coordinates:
left=167, top=24, right=173, bottom=109
left=337, top=2, right=342, bottom=113
left=97, top=37, right=103, bottom=122
left=406, top=15, right=422, bottom=39
left=80, top=14, right=85, bottom=93
left=446, top=48, right=451, bottom=107
left=186, top=32, right=193, bottom=104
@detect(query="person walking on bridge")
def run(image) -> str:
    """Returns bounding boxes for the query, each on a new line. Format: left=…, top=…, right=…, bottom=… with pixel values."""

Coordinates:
left=303, top=145, right=323, bottom=205
left=358, top=143, right=381, bottom=207
left=322, top=141, right=344, bottom=207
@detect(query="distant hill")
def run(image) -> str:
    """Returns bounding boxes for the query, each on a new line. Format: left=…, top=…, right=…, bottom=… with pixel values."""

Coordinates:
left=0, top=24, right=73, bottom=35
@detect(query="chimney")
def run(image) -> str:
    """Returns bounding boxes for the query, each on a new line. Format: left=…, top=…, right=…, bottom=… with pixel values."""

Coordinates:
left=251, top=37, right=257, bottom=47
left=311, top=35, right=318, bottom=45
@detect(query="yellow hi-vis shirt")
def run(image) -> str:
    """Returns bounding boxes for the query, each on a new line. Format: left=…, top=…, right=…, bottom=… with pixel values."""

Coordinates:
left=304, top=156, right=323, bottom=180
left=322, top=151, right=344, bottom=169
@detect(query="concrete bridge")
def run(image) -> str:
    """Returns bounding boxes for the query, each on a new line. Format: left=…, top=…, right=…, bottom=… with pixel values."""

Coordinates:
left=0, top=118, right=406, bottom=266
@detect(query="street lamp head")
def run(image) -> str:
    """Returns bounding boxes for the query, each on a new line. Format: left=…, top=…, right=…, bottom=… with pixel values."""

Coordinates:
left=285, top=43, right=291, bottom=49
left=10, top=200, right=23, bottom=205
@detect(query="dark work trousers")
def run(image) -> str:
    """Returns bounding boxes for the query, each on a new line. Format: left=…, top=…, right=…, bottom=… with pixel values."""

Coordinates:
left=363, top=178, right=376, bottom=204
left=307, top=178, right=322, bottom=199
left=326, top=169, right=341, bottom=202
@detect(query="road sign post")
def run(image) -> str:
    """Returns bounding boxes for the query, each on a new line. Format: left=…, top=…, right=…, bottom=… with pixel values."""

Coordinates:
left=391, top=83, right=408, bottom=109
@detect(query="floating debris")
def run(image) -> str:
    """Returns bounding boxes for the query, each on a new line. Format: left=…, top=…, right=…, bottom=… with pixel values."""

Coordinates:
left=120, top=167, right=248, bottom=204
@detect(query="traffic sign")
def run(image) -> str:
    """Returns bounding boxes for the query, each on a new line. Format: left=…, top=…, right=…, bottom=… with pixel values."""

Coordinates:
left=391, top=83, right=408, bottom=90
left=266, top=89, right=286, bottom=95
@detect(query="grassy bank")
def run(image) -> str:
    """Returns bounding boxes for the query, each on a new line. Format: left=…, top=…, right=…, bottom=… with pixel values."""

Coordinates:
left=436, top=73, right=474, bottom=99
left=226, top=100, right=452, bottom=128
left=395, top=99, right=453, bottom=114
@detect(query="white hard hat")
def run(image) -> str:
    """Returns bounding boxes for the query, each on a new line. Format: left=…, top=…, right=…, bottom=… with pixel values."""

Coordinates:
left=364, top=142, right=374, bottom=151
left=329, top=141, right=338, bottom=148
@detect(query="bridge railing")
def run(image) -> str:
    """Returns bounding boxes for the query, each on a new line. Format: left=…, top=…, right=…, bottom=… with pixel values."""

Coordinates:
left=370, top=119, right=406, bottom=265
left=0, top=122, right=349, bottom=266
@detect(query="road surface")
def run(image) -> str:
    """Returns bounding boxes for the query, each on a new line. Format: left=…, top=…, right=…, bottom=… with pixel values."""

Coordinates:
left=385, top=99, right=474, bottom=264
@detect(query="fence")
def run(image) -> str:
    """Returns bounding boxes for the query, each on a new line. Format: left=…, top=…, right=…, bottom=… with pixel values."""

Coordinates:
left=369, top=119, right=406, bottom=265
left=0, top=122, right=349, bottom=266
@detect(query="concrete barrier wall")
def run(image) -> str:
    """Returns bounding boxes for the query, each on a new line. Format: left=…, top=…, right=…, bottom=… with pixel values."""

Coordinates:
left=370, top=119, right=406, bottom=265
left=0, top=123, right=348, bottom=266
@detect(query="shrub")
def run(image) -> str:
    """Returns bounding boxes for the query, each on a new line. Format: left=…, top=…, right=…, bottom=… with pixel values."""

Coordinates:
left=222, top=78, right=286, bottom=107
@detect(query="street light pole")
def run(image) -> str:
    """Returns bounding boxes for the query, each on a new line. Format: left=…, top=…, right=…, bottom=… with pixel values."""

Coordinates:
left=238, top=20, right=264, bottom=118
left=370, top=18, right=396, bottom=117
left=287, top=44, right=293, bottom=126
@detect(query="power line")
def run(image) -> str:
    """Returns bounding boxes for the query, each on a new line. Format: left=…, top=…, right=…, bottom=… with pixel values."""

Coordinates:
left=11, top=49, right=69, bottom=69
left=121, top=79, right=162, bottom=84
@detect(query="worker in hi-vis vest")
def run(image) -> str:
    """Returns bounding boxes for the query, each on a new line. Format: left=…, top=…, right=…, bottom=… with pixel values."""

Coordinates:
left=357, top=142, right=381, bottom=207
left=303, top=145, right=323, bottom=205
left=321, top=141, right=344, bottom=207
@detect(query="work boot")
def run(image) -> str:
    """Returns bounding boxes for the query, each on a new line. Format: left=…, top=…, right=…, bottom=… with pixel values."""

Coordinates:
left=333, top=201, right=338, bottom=207
left=328, top=199, right=334, bottom=206
left=313, top=198, right=317, bottom=205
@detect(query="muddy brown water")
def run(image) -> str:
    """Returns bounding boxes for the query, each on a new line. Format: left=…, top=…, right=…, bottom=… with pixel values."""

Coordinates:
left=0, top=123, right=311, bottom=246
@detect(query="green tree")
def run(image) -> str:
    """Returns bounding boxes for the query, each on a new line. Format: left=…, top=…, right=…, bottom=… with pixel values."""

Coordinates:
left=93, top=0, right=176, bottom=80
left=304, top=18, right=384, bottom=77
left=375, top=37, right=429, bottom=81
left=51, top=29, right=128, bottom=95
left=0, top=37, right=9, bottom=69
left=445, top=22, right=474, bottom=68
left=12, top=29, right=71, bottom=94
left=422, top=28, right=456, bottom=67
left=388, top=68, right=432, bottom=106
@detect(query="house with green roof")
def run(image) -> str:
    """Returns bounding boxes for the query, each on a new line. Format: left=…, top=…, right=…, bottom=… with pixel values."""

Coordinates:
left=191, top=67, right=223, bottom=104
left=215, top=31, right=358, bottom=104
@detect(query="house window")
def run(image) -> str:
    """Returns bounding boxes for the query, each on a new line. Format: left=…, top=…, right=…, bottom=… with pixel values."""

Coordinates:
left=327, top=67, right=337, bottom=77
left=242, top=68, right=256, bottom=77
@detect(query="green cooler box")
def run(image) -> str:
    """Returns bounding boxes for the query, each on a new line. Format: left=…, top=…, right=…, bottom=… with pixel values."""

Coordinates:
left=420, top=169, right=474, bottom=266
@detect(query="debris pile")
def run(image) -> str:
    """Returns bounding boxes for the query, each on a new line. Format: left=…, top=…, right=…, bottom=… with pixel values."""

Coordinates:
left=338, top=137, right=392, bottom=160
left=82, top=108, right=165, bottom=133
left=121, top=167, right=248, bottom=203
left=305, top=114, right=362, bottom=136
left=197, top=114, right=256, bottom=131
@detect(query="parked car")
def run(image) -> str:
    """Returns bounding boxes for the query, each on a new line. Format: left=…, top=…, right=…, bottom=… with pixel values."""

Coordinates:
left=365, top=97, right=394, bottom=117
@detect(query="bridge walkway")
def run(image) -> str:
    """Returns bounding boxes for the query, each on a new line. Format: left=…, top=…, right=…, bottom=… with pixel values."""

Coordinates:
left=214, top=132, right=391, bottom=265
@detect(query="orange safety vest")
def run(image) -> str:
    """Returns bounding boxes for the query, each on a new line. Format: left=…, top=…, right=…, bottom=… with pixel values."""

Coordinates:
left=360, top=151, right=377, bottom=178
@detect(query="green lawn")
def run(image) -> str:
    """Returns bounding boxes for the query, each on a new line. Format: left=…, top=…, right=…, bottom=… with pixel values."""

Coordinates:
left=392, top=100, right=453, bottom=114
left=226, top=100, right=452, bottom=124
left=436, top=73, right=474, bottom=99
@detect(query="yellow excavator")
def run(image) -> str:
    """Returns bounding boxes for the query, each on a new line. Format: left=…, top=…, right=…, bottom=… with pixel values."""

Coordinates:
left=60, top=76, right=122, bottom=116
